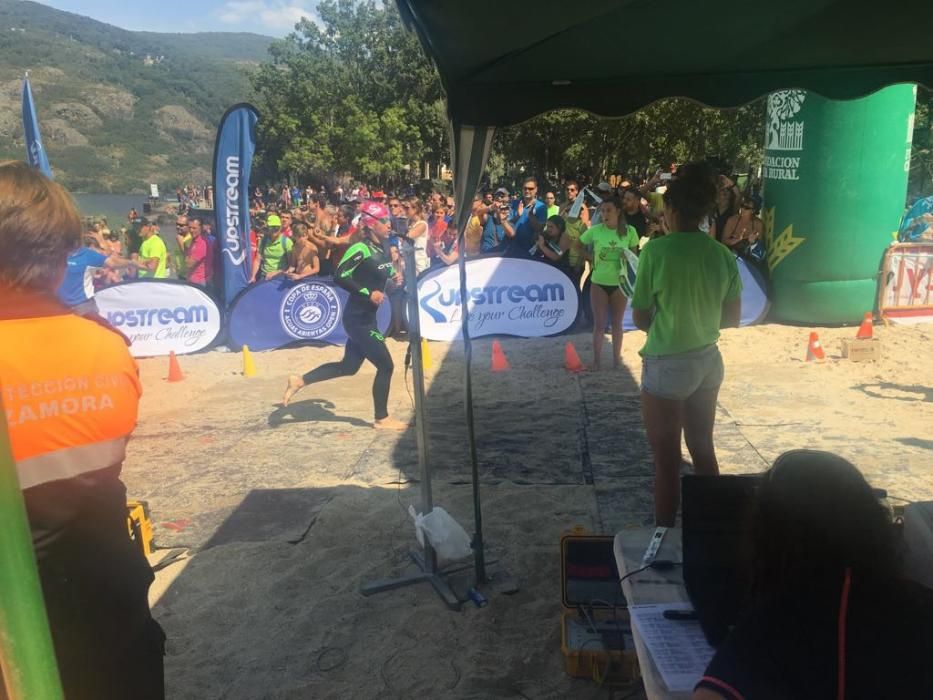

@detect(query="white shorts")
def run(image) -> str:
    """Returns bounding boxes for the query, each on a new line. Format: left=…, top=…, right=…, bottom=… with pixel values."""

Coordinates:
left=641, top=344, right=724, bottom=401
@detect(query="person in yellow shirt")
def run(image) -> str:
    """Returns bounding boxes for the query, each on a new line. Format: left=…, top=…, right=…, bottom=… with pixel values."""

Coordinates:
left=137, top=217, right=168, bottom=278
left=463, top=197, right=485, bottom=256
left=560, top=179, right=591, bottom=328
left=174, top=214, right=191, bottom=279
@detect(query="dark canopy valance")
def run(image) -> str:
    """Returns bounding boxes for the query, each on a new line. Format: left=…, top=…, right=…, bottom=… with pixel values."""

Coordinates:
left=398, top=0, right=933, bottom=126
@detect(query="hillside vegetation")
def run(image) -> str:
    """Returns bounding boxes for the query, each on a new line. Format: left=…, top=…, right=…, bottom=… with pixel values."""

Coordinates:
left=0, top=0, right=272, bottom=192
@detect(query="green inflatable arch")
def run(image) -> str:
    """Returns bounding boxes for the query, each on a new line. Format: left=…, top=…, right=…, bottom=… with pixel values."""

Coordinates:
left=763, top=85, right=916, bottom=323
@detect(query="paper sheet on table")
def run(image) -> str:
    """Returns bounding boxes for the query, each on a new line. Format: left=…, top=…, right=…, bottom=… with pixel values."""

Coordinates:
left=629, top=602, right=715, bottom=692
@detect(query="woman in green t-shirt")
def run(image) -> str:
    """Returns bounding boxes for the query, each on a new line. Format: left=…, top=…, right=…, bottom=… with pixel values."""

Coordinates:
left=579, top=197, right=639, bottom=369
left=630, top=162, right=743, bottom=526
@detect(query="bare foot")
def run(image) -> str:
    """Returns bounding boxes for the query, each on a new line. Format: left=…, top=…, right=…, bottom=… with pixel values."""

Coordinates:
left=373, top=417, right=410, bottom=431
left=282, top=375, right=304, bottom=406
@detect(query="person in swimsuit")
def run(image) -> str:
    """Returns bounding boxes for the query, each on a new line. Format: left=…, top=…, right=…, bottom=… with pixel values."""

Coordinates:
left=282, top=201, right=407, bottom=430
left=579, top=196, right=639, bottom=369
left=284, top=223, right=321, bottom=280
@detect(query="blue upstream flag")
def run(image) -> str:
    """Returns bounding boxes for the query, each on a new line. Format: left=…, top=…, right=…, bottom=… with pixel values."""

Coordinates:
left=213, top=103, right=259, bottom=307
left=21, top=75, right=52, bottom=178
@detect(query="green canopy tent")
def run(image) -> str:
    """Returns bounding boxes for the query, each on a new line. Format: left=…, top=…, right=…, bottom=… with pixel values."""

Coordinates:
left=394, top=0, right=933, bottom=584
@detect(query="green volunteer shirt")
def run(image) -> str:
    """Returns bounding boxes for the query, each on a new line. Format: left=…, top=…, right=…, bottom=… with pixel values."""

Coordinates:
left=631, top=231, right=743, bottom=357
left=260, top=235, right=293, bottom=276
left=547, top=204, right=560, bottom=219
left=139, top=234, right=168, bottom=278
left=580, top=223, right=639, bottom=286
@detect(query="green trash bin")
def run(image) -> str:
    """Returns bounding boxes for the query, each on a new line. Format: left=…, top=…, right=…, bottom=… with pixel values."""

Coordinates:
left=763, top=85, right=916, bottom=323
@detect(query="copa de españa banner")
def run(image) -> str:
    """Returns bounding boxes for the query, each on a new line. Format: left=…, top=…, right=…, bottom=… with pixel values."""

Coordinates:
left=213, top=103, right=259, bottom=307
left=226, top=278, right=392, bottom=351
left=417, top=257, right=578, bottom=340
left=96, top=280, right=223, bottom=357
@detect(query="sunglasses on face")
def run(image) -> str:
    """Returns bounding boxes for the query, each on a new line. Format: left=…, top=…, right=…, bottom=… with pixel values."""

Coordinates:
left=523, top=187, right=536, bottom=191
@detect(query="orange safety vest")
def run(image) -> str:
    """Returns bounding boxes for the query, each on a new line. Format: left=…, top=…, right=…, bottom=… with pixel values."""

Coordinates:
left=0, top=293, right=141, bottom=491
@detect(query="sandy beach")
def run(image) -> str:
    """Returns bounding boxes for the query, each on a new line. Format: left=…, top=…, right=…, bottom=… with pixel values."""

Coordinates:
left=122, top=321, right=933, bottom=699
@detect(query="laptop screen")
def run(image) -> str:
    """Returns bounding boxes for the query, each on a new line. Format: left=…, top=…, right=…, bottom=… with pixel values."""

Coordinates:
left=682, top=474, right=761, bottom=646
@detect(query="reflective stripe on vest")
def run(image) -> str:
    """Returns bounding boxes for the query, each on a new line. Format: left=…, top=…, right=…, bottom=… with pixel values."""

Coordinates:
left=1, top=313, right=141, bottom=490
left=14, top=437, right=128, bottom=490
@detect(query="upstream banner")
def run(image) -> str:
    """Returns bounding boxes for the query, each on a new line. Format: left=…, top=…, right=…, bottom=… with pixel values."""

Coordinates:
left=417, top=257, right=578, bottom=340
left=96, top=280, right=223, bottom=357
left=213, top=103, right=259, bottom=307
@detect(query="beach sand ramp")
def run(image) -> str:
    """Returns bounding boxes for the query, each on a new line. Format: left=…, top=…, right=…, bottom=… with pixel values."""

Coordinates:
left=202, top=488, right=334, bottom=549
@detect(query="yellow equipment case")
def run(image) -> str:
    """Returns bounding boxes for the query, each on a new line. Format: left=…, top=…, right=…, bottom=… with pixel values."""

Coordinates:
left=560, top=527, right=639, bottom=685
left=127, top=499, right=154, bottom=557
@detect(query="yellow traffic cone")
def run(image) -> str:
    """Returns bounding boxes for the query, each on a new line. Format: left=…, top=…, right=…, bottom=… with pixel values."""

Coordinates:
left=242, top=344, right=257, bottom=377
left=421, top=338, right=432, bottom=370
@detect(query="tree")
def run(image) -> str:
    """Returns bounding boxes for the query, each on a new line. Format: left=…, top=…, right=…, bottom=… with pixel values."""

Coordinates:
left=496, top=99, right=767, bottom=190
left=908, top=89, right=933, bottom=201
left=252, top=0, right=446, bottom=185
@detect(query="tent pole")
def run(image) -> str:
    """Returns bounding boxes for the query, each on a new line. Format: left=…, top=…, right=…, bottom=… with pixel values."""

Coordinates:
left=456, top=239, right=486, bottom=584
left=359, top=242, right=460, bottom=609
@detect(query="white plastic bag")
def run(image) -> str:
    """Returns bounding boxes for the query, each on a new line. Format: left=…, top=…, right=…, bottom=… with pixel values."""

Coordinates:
left=619, top=247, right=639, bottom=298
left=408, top=505, right=473, bottom=562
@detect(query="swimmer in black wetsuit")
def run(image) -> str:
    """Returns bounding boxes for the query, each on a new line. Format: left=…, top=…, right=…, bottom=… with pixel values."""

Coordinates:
left=282, top=201, right=408, bottom=430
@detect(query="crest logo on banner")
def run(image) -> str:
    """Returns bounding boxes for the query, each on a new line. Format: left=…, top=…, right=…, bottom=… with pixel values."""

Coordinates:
left=281, top=281, right=342, bottom=339
left=417, top=257, right=577, bottom=340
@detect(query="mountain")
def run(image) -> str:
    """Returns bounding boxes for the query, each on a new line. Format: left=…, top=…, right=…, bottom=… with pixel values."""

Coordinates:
left=0, top=0, right=274, bottom=193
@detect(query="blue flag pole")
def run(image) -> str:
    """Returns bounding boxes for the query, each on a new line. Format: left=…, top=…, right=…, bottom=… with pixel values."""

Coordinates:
left=21, top=73, right=52, bottom=179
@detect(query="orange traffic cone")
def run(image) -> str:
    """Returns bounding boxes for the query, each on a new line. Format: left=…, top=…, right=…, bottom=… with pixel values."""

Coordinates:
left=856, top=312, right=873, bottom=340
left=167, top=351, right=184, bottom=382
left=805, top=332, right=825, bottom=362
left=565, top=342, right=585, bottom=372
left=491, top=340, right=510, bottom=372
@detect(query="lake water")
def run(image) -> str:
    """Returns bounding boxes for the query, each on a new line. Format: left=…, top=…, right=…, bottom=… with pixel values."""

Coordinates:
left=73, top=193, right=149, bottom=227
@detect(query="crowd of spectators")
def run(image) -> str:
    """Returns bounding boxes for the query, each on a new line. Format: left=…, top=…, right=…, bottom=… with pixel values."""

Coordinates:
left=176, top=183, right=213, bottom=211
left=62, top=168, right=765, bottom=325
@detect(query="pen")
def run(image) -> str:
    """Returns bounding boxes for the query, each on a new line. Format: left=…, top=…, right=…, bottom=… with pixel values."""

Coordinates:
left=662, top=609, right=697, bottom=621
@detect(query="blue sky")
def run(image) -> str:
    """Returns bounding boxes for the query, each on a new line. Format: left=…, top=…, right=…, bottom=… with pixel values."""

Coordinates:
left=38, top=0, right=321, bottom=36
